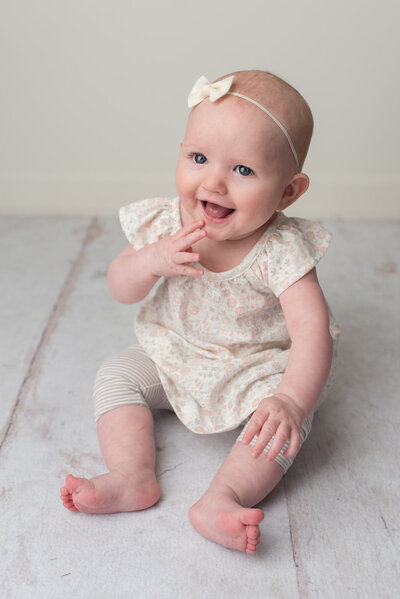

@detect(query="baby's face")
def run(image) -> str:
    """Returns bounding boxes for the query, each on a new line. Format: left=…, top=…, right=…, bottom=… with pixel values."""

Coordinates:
left=176, top=97, right=296, bottom=243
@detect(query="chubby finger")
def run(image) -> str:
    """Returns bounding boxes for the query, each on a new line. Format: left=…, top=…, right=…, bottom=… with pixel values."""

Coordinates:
left=176, top=228, right=207, bottom=251
left=265, top=424, right=290, bottom=462
left=282, top=428, right=301, bottom=458
left=242, top=411, right=269, bottom=445
left=175, top=220, right=205, bottom=238
left=250, top=420, right=278, bottom=458
left=174, top=251, right=201, bottom=264
left=176, top=264, right=204, bottom=277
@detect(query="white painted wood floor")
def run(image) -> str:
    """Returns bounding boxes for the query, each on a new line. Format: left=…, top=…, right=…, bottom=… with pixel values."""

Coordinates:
left=0, top=216, right=399, bottom=599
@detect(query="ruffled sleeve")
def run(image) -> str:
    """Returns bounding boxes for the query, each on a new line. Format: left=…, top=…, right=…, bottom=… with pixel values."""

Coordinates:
left=257, top=215, right=332, bottom=296
left=119, top=197, right=175, bottom=250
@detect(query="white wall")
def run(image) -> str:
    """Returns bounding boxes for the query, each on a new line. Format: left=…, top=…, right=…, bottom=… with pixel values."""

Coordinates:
left=1, top=0, right=399, bottom=219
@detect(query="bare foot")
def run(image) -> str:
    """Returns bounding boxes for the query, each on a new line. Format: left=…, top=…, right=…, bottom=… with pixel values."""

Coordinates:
left=188, top=489, right=264, bottom=554
left=60, top=469, right=160, bottom=514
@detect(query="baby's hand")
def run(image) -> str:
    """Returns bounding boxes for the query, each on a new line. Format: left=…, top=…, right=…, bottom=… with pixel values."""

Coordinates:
left=149, top=220, right=206, bottom=278
left=241, top=394, right=305, bottom=462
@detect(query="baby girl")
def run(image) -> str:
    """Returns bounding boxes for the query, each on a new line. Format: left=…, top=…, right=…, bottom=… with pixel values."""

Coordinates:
left=60, top=70, right=338, bottom=554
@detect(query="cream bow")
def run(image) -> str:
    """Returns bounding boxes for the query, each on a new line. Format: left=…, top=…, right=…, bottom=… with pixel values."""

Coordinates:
left=188, top=75, right=234, bottom=107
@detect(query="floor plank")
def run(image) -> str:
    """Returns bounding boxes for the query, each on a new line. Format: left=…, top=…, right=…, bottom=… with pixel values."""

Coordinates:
left=0, top=216, right=92, bottom=441
left=284, top=221, right=400, bottom=598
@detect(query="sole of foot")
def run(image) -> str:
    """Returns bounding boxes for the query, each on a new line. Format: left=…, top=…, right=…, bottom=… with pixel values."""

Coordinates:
left=60, top=471, right=161, bottom=514
left=189, top=493, right=264, bottom=554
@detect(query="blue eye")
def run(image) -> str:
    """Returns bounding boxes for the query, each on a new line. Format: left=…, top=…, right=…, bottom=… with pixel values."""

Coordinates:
left=193, top=153, right=207, bottom=164
left=236, top=165, right=253, bottom=176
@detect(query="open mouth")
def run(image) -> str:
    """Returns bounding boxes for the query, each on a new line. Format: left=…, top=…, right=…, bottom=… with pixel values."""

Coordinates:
left=201, top=200, right=235, bottom=222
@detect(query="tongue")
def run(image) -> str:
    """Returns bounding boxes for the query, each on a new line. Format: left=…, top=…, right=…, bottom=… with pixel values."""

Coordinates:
left=205, top=202, right=233, bottom=219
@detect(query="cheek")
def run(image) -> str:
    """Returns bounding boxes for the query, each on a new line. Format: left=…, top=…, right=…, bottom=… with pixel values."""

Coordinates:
left=235, top=189, right=275, bottom=222
left=177, top=175, right=191, bottom=196
left=177, top=167, right=198, bottom=198
left=176, top=166, right=187, bottom=192
left=235, top=186, right=264, bottom=210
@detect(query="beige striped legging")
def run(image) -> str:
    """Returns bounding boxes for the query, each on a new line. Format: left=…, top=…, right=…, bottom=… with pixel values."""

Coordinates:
left=93, top=344, right=313, bottom=473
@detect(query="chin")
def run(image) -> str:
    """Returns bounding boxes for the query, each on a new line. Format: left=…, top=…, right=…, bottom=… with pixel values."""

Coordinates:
left=203, top=226, right=233, bottom=242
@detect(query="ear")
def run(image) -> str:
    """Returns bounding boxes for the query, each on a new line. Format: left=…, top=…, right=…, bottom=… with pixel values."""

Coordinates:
left=277, top=173, right=310, bottom=211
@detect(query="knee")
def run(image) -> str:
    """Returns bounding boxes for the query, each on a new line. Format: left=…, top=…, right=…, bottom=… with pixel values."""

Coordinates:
left=94, top=352, right=140, bottom=389
left=93, top=352, right=145, bottom=422
left=95, top=354, right=125, bottom=382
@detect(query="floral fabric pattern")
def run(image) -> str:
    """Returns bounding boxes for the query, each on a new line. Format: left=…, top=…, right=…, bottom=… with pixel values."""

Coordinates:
left=120, top=197, right=339, bottom=434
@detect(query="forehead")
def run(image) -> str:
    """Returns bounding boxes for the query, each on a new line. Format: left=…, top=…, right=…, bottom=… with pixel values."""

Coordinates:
left=184, top=97, right=282, bottom=151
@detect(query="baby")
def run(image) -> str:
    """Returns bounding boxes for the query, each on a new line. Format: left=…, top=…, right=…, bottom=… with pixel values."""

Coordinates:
left=60, top=70, right=338, bottom=554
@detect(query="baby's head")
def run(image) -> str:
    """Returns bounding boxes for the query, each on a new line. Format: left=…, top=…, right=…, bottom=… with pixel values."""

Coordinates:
left=176, top=70, right=314, bottom=241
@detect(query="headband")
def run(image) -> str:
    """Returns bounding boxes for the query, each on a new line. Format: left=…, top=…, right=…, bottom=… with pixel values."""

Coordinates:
left=188, top=75, right=299, bottom=169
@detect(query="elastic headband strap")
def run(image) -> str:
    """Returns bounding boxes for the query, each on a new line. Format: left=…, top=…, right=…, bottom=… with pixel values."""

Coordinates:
left=227, top=92, right=299, bottom=169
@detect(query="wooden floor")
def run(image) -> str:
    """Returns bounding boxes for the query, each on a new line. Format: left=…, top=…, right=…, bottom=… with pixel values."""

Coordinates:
left=0, top=215, right=399, bottom=599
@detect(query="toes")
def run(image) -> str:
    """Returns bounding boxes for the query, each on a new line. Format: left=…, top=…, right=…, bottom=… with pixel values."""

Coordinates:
left=60, top=490, right=78, bottom=511
left=247, top=524, right=260, bottom=540
left=240, top=507, right=264, bottom=527
left=65, top=474, right=86, bottom=492
left=246, top=534, right=261, bottom=554
left=60, top=485, right=70, bottom=497
left=246, top=523, right=261, bottom=554
left=60, top=481, right=80, bottom=512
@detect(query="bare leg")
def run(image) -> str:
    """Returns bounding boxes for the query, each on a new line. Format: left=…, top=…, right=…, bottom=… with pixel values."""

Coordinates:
left=189, top=441, right=284, bottom=554
left=60, top=405, right=160, bottom=514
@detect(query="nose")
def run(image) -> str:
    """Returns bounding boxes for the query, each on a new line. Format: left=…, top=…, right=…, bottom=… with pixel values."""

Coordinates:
left=202, top=167, right=227, bottom=195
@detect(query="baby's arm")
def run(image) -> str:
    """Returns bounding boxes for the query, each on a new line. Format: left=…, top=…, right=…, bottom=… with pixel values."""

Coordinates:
left=107, top=220, right=206, bottom=303
left=242, top=268, right=333, bottom=460
left=275, top=267, right=333, bottom=415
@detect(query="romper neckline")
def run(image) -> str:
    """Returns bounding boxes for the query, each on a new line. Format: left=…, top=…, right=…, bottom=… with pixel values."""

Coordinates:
left=171, top=197, right=283, bottom=281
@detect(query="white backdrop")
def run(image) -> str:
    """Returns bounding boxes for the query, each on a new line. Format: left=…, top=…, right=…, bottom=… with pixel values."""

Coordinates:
left=1, top=0, right=399, bottom=218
